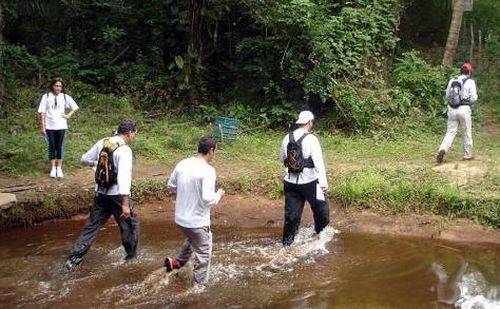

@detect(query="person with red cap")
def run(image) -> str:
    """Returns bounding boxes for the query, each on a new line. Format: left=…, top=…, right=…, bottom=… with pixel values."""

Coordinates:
left=436, top=63, right=478, bottom=163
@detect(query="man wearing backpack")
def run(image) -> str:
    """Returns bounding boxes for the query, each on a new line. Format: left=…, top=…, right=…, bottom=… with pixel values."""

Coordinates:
left=280, top=110, right=329, bottom=246
left=64, top=119, right=139, bottom=271
left=437, top=63, right=478, bottom=163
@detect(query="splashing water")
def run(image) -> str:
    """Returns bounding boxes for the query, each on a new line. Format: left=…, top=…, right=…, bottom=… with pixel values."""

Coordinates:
left=101, top=226, right=340, bottom=306
left=211, top=225, right=339, bottom=281
left=433, top=260, right=500, bottom=309
left=455, top=271, right=500, bottom=309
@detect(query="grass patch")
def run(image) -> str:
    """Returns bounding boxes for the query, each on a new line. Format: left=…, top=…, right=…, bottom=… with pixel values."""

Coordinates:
left=1, top=87, right=499, bottom=228
left=331, top=169, right=499, bottom=227
left=131, top=178, right=170, bottom=203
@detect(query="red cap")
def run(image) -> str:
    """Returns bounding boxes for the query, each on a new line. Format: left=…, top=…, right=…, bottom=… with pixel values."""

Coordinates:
left=461, top=63, right=473, bottom=72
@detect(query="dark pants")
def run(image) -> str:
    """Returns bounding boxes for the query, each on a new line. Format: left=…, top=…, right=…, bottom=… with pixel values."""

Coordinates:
left=46, top=129, right=66, bottom=160
left=282, top=180, right=329, bottom=246
left=67, top=194, right=139, bottom=262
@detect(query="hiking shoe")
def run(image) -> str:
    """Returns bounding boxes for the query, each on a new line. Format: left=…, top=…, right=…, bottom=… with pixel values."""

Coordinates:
left=436, top=150, right=445, bottom=164
left=64, top=256, right=83, bottom=271
left=49, top=167, right=57, bottom=178
left=56, top=167, right=64, bottom=178
left=164, top=257, right=179, bottom=272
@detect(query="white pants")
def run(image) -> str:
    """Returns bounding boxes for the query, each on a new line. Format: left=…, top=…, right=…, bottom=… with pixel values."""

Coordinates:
left=438, top=105, right=473, bottom=159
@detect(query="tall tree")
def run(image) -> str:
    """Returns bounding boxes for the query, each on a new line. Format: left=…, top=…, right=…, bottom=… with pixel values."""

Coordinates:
left=187, top=0, right=203, bottom=110
left=442, top=0, right=464, bottom=66
left=0, top=0, right=7, bottom=118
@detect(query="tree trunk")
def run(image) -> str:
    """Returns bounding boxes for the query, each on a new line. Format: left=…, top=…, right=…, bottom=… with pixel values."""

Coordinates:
left=0, top=0, right=7, bottom=119
left=478, top=29, right=482, bottom=70
left=469, top=22, right=474, bottom=63
left=442, top=0, right=464, bottom=67
left=187, top=0, right=203, bottom=110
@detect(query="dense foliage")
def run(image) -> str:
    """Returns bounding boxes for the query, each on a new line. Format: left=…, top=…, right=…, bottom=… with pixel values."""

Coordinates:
left=1, top=0, right=499, bottom=131
left=1, top=0, right=395, bottom=130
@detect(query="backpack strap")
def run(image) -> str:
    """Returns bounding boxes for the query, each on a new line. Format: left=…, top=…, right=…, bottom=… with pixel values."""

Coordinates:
left=460, top=77, right=471, bottom=106
left=287, top=132, right=294, bottom=181
left=45, top=92, right=50, bottom=109
left=44, top=92, right=68, bottom=108
left=296, top=132, right=309, bottom=144
left=296, top=133, right=315, bottom=168
left=103, top=137, right=123, bottom=150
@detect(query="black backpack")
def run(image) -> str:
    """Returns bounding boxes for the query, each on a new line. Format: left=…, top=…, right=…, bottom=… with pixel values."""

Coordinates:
left=95, top=138, right=123, bottom=189
left=448, top=77, right=469, bottom=108
left=284, top=132, right=315, bottom=173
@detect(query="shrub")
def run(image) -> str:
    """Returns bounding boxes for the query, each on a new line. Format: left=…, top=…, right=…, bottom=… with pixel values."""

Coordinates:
left=392, top=50, right=448, bottom=115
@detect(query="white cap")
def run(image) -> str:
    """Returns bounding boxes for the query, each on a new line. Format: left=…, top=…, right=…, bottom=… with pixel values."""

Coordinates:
left=295, top=110, right=314, bottom=124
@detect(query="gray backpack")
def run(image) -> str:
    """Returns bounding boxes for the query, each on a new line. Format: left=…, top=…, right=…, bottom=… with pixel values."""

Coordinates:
left=447, top=78, right=469, bottom=108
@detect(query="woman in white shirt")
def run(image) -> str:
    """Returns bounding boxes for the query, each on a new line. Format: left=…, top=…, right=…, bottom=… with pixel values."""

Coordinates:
left=37, top=77, right=79, bottom=178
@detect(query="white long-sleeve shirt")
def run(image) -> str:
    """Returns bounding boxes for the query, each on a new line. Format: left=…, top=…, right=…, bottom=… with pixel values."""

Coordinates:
left=37, top=93, right=79, bottom=130
left=80, top=136, right=133, bottom=195
left=446, top=74, right=478, bottom=104
left=280, top=128, right=328, bottom=189
left=168, top=156, right=222, bottom=228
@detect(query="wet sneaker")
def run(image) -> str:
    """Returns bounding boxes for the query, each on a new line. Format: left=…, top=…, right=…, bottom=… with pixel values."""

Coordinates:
left=436, top=149, right=445, bottom=164
left=164, top=257, right=179, bottom=272
left=64, top=256, right=83, bottom=271
left=49, top=167, right=57, bottom=178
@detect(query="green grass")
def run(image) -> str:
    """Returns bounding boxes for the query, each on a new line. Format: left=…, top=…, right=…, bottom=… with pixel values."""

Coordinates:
left=330, top=169, right=499, bottom=227
left=1, top=89, right=499, bottom=228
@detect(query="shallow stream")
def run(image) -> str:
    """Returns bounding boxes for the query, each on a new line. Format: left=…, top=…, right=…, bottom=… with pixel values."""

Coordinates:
left=0, top=219, right=499, bottom=308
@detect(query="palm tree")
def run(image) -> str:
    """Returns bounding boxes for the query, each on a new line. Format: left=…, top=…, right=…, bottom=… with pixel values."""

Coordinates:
left=442, top=0, right=465, bottom=66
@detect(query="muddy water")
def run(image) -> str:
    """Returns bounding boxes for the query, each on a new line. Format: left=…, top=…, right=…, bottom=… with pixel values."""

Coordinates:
left=0, top=219, right=499, bottom=309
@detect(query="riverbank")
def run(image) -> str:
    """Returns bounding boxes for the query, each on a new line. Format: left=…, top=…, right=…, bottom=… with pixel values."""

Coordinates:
left=1, top=159, right=498, bottom=245
left=1, top=108, right=499, bottom=232
left=138, top=195, right=500, bottom=245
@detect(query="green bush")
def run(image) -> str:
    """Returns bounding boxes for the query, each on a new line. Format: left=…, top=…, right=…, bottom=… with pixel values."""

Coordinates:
left=331, top=84, right=374, bottom=133
left=392, top=50, right=448, bottom=115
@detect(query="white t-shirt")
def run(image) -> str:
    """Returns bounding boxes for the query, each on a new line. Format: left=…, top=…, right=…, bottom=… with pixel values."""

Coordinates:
left=80, top=136, right=133, bottom=196
left=37, top=92, right=79, bottom=130
left=280, top=128, right=328, bottom=189
left=168, top=156, right=222, bottom=228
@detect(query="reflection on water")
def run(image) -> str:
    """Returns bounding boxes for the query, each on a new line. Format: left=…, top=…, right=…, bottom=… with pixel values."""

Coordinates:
left=0, top=219, right=498, bottom=308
